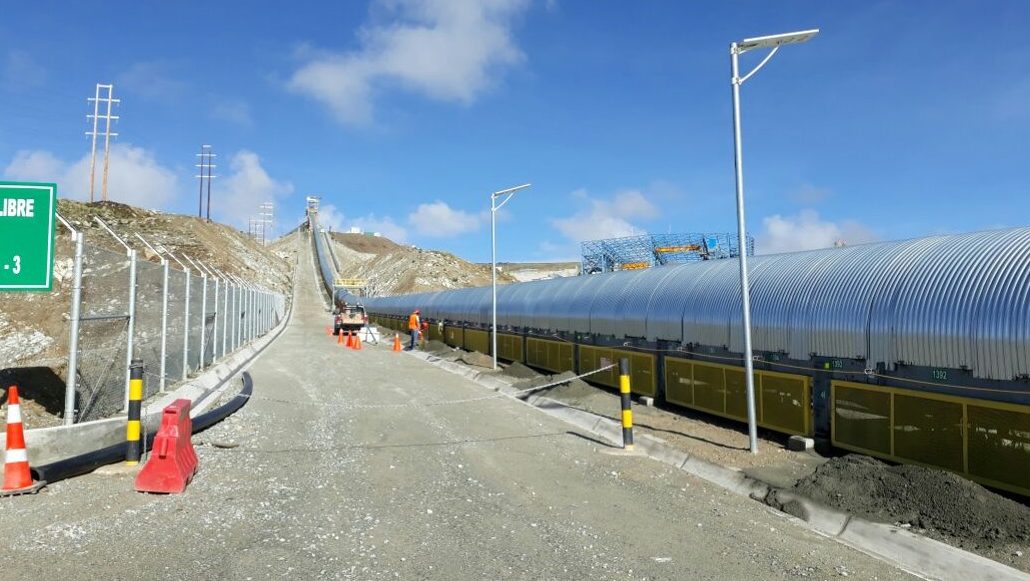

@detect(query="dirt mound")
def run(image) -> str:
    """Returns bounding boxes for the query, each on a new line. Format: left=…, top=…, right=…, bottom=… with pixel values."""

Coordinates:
left=331, top=232, right=403, bottom=255
left=459, top=351, right=493, bottom=369
left=789, top=455, right=1030, bottom=552
left=423, top=340, right=457, bottom=358
left=501, top=361, right=540, bottom=380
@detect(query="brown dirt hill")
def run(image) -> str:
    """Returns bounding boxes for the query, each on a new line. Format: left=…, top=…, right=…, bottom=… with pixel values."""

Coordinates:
left=329, top=233, right=516, bottom=295
left=1, top=200, right=294, bottom=426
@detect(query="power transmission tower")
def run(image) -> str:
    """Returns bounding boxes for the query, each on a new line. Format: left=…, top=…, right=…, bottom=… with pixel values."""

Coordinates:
left=195, top=145, right=217, bottom=220
left=85, top=84, right=120, bottom=202
left=258, top=202, right=274, bottom=245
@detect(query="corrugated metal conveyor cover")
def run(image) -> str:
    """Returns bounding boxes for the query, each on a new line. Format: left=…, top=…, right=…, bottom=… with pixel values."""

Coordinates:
left=974, top=229, right=1030, bottom=380
left=883, top=229, right=1019, bottom=376
left=575, top=273, right=624, bottom=335
left=684, top=259, right=743, bottom=348
left=528, top=276, right=580, bottom=331
left=552, top=273, right=612, bottom=333
left=645, top=261, right=719, bottom=342
left=800, top=240, right=918, bottom=360
left=748, top=251, right=828, bottom=354
left=617, top=266, right=679, bottom=340
left=470, top=286, right=493, bottom=326
left=592, top=269, right=653, bottom=337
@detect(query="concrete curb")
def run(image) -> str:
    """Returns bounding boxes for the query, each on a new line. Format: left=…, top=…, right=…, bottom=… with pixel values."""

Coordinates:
left=409, top=350, right=1029, bottom=581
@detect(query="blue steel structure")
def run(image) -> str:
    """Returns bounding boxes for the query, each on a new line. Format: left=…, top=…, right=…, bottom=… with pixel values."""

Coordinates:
left=580, top=232, right=753, bottom=273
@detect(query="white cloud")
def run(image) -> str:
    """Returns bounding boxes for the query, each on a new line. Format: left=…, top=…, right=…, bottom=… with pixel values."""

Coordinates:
left=550, top=189, right=659, bottom=243
left=407, top=200, right=484, bottom=237
left=288, top=0, right=529, bottom=125
left=216, top=151, right=294, bottom=227
left=320, top=203, right=409, bottom=243
left=3, top=145, right=179, bottom=209
left=758, top=209, right=878, bottom=254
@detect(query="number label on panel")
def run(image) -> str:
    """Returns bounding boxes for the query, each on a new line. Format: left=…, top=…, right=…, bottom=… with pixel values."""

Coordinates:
left=932, top=369, right=948, bottom=381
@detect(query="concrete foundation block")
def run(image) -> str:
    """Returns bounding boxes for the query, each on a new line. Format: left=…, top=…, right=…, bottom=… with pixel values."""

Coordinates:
left=639, top=396, right=654, bottom=407
left=787, top=435, right=815, bottom=452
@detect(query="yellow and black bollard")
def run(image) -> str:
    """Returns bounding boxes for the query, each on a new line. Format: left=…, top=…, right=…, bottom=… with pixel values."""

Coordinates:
left=126, top=359, right=143, bottom=465
left=619, top=357, right=634, bottom=450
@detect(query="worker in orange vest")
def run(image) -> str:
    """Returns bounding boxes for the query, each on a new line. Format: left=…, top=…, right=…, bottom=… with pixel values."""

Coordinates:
left=407, top=309, right=421, bottom=350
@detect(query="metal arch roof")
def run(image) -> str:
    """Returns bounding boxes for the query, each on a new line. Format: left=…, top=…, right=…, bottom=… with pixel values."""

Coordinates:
left=364, top=227, right=1030, bottom=381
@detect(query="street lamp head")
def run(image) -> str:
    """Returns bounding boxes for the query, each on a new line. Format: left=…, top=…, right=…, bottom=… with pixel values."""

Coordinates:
left=737, top=29, right=819, bottom=52
left=491, top=183, right=532, bottom=199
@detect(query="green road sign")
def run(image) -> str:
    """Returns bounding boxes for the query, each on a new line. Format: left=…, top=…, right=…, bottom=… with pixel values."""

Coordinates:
left=0, top=181, right=56, bottom=292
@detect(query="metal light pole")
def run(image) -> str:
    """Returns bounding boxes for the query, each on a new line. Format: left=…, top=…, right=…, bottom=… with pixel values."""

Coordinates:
left=730, top=29, right=818, bottom=454
left=490, top=183, right=531, bottom=370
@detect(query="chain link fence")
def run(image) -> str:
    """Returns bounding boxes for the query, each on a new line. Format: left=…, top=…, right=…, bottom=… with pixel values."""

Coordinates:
left=57, top=229, right=288, bottom=425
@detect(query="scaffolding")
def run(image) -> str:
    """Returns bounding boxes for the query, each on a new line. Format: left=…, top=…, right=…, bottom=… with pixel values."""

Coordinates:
left=580, top=232, right=753, bottom=274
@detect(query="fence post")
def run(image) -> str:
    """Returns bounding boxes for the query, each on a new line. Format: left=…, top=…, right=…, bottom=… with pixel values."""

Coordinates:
left=159, top=258, right=169, bottom=392
left=64, top=229, right=84, bottom=426
left=212, top=276, right=219, bottom=361
left=221, top=278, right=229, bottom=357
left=182, top=268, right=191, bottom=380
left=123, top=249, right=137, bottom=412
left=199, top=272, right=207, bottom=370
left=619, top=357, right=634, bottom=451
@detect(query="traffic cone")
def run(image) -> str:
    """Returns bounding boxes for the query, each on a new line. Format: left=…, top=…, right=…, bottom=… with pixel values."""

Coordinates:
left=326, top=326, right=331, bottom=336
left=354, top=333, right=362, bottom=351
left=346, top=332, right=354, bottom=349
left=337, top=331, right=344, bottom=345
left=3, top=386, right=39, bottom=493
left=392, top=334, right=402, bottom=352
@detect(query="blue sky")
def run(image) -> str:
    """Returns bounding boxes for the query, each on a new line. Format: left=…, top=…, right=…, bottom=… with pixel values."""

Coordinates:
left=2, top=1, right=1028, bottom=262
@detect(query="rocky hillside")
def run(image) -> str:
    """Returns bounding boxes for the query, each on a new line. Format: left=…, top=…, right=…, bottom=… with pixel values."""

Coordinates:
left=330, top=233, right=517, bottom=296
left=497, top=261, right=580, bottom=282
left=0, top=200, right=293, bottom=372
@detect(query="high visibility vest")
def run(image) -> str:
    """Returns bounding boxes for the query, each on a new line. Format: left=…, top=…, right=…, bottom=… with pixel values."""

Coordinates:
left=408, top=313, right=419, bottom=330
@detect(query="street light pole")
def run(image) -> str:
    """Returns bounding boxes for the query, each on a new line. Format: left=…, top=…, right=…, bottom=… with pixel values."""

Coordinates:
left=491, top=183, right=531, bottom=370
left=730, top=29, right=818, bottom=454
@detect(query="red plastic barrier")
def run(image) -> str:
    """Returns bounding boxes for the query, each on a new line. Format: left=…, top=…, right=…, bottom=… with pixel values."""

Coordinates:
left=135, top=399, right=199, bottom=494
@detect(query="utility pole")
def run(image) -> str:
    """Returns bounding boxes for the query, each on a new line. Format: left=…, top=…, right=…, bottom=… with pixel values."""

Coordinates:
left=85, top=84, right=119, bottom=202
left=259, top=202, right=274, bottom=245
left=195, top=145, right=217, bottom=220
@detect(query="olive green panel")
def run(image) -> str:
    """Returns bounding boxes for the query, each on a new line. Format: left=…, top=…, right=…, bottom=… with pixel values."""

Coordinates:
left=724, top=367, right=748, bottom=421
left=445, top=326, right=464, bottom=348
left=496, top=333, right=524, bottom=363
left=967, top=405, right=1030, bottom=493
left=428, top=322, right=444, bottom=342
left=664, top=358, right=693, bottom=407
left=691, top=362, right=725, bottom=415
left=893, top=393, right=964, bottom=473
left=526, top=338, right=573, bottom=373
left=760, top=374, right=810, bottom=436
left=464, top=329, right=490, bottom=354
left=832, top=383, right=892, bottom=456
left=612, top=350, right=656, bottom=397
left=578, top=346, right=617, bottom=387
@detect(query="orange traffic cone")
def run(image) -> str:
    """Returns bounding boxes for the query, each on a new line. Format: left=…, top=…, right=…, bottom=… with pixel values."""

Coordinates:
left=3, top=386, right=41, bottom=494
left=326, top=326, right=332, bottom=336
left=337, top=331, right=344, bottom=345
left=354, top=333, right=362, bottom=351
left=345, top=332, right=354, bottom=349
left=392, top=334, right=402, bottom=352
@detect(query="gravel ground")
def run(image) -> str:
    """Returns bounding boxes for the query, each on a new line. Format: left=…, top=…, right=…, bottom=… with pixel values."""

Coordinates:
left=509, top=368, right=825, bottom=486
left=0, top=236, right=915, bottom=580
